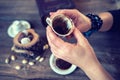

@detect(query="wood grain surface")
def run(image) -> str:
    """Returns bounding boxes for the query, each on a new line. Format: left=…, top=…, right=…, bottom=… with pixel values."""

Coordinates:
left=0, top=0, right=120, bottom=80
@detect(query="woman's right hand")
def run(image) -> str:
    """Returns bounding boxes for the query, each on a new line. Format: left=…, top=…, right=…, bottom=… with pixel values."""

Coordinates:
left=49, top=9, right=91, bottom=32
left=46, top=26, right=114, bottom=80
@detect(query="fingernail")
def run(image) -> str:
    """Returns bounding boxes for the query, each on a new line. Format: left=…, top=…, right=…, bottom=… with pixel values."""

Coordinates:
left=50, top=12, right=54, bottom=15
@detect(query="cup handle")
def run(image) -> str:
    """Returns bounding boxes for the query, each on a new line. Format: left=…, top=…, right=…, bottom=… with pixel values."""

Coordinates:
left=46, top=17, right=52, bottom=27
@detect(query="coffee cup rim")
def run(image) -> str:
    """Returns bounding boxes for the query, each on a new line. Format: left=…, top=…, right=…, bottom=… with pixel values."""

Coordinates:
left=51, top=14, right=74, bottom=37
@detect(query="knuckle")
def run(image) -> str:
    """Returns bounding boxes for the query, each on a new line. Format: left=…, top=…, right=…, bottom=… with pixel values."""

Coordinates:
left=50, top=38, right=56, bottom=43
left=73, top=9, right=78, bottom=12
left=57, top=9, right=62, bottom=12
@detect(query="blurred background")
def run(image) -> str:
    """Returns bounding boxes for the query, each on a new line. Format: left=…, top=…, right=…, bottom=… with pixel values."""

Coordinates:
left=0, top=0, right=120, bottom=80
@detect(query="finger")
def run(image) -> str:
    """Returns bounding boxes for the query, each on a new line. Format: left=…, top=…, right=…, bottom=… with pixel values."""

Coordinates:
left=56, top=9, right=77, bottom=17
left=51, top=47, right=70, bottom=61
left=50, top=9, right=77, bottom=22
left=46, top=26, right=60, bottom=54
left=50, top=47, right=63, bottom=58
left=46, top=26, right=57, bottom=48
left=49, top=9, right=67, bottom=18
left=56, top=9, right=67, bottom=13
left=46, top=26, right=66, bottom=58
left=73, top=28, right=88, bottom=45
left=46, top=26, right=65, bottom=48
left=50, top=12, right=55, bottom=15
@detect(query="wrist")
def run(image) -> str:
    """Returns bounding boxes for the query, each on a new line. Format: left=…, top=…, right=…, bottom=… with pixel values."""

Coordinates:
left=98, top=12, right=113, bottom=31
left=84, top=17, right=92, bottom=32
left=84, top=14, right=103, bottom=37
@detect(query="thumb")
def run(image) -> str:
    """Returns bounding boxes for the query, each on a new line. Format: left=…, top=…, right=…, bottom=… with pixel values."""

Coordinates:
left=73, top=28, right=86, bottom=45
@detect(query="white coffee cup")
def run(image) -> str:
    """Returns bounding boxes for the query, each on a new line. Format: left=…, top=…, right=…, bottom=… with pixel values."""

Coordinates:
left=46, top=14, right=74, bottom=37
left=49, top=54, right=77, bottom=75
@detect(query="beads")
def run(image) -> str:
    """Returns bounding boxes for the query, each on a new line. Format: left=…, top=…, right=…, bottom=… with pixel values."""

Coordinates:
left=84, top=14, right=103, bottom=37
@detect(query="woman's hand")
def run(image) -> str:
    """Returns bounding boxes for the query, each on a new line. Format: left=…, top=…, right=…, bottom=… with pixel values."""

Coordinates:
left=46, top=26, right=97, bottom=69
left=49, top=9, right=91, bottom=32
left=46, top=26, right=114, bottom=80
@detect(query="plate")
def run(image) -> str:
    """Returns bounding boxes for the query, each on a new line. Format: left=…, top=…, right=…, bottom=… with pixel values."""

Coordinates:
left=7, top=20, right=31, bottom=38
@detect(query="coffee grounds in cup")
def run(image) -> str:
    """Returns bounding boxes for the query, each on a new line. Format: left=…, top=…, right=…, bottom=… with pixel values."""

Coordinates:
left=56, top=58, right=72, bottom=70
left=52, top=17, right=70, bottom=35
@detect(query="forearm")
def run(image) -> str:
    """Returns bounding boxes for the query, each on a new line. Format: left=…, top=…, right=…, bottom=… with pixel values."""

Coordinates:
left=98, top=12, right=113, bottom=32
left=84, top=63, right=113, bottom=80
left=79, top=59, right=114, bottom=80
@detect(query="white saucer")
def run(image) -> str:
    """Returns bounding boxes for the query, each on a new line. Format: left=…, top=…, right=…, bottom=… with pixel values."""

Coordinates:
left=8, top=20, right=31, bottom=38
left=49, top=54, right=77, bottom=75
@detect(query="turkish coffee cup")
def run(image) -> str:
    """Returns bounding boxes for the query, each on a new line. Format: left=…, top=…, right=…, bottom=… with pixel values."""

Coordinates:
left=46, top=14, right=74, bottom=37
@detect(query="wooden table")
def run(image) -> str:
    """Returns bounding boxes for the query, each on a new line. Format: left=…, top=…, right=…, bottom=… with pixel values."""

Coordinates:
left=0, top=0, right=120, bottom=80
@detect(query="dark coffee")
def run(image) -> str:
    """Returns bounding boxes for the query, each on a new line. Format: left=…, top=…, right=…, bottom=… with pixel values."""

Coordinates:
left=52, top=17, right=71, bottom=35
left=56, top=58, right=72, bottom=70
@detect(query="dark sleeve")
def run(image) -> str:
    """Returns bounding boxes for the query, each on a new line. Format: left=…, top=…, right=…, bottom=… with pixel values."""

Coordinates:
left=108, top=9, right=120, bottom=32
